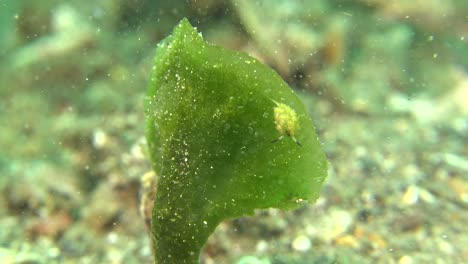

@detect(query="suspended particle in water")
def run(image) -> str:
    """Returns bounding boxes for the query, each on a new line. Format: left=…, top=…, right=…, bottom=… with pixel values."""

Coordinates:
left=271, top=100, right=301, bottom=146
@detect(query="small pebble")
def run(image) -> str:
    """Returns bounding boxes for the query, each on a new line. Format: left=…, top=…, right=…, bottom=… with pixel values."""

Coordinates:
left=437, top=238, right=454, bottom=255
left=92, top=129, right=108, bottom=148
left=0, top=248, right=15, bottom=263
left=398, top=255, right=414, bottom=264
left=403, top=164, right=424, bottom=182
left=255, top=240, right=268, bottom=254
left=391, top=215, right=423, bottom=232
left=444, top=153, right=468, bottom=172
left=236, top=256, right=270, bottom=264
left=448, top=178, right=468, bottom=202
left=402, top=185, right=420, bottom=205
left=334, top=234, right=359, bottom=248
left=292, top=235, right=311, bottom=252
left=402, top=185, right=436, bottom=205
left=47, top=247, right=61, bottom=258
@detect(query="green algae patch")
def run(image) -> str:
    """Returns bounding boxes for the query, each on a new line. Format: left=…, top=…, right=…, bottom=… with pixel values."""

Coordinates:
left=145, top=18, right=327, bottom=264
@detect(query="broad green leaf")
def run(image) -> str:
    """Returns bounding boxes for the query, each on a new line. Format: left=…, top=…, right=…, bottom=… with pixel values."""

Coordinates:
left=145, top=18, right=327, bottom=264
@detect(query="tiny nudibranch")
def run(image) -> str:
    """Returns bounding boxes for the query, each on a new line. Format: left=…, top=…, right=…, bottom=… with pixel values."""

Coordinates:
left=271, top=99, right=301, bottom=146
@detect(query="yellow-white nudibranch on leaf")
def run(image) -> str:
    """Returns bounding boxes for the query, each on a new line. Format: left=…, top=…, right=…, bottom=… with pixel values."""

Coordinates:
left=271, top=99, right=301, bottom=147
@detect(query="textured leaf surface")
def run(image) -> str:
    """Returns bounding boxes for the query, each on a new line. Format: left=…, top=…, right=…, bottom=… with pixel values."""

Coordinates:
left=145, top=18, right=327, bottom=264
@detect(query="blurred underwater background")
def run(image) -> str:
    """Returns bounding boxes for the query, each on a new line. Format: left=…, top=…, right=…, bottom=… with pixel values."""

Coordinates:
left=0, top=0, right=467, bottom=263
